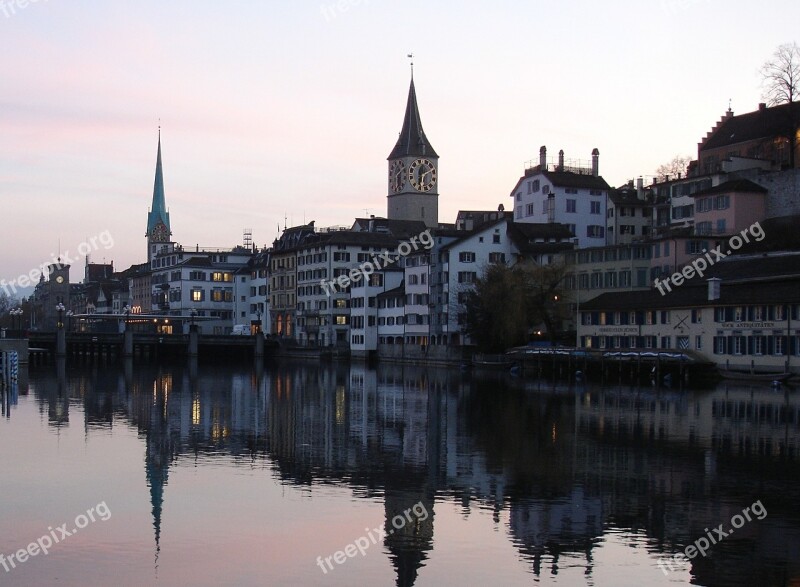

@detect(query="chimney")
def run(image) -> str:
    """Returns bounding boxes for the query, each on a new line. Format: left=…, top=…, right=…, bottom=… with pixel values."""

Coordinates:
left=539, top=145, right=547, bottom=169
left=591, top=148, right=600, bottom=177
left=636, top=177, right=644, bottom=200
left=558, top=149, right=564, bottom=171
left=758, top=102, right=767, bottom=111
left=368, top=215, right=375, bottom=232
left=707, top=278, right=721, bottom=301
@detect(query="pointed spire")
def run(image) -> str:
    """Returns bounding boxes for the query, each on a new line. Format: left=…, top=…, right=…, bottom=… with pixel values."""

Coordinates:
left=147, top=128, right=171, bottom=236
left=388, top=77, right=438, bottom=160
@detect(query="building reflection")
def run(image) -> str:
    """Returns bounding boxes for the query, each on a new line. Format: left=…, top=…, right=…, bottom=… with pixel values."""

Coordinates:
left=30, top=361, right=800, bottom=586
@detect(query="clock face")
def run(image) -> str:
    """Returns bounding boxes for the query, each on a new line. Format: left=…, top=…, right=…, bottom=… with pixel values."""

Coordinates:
left=389, top=160, right=406, bottom=193
left=408, top=158, right=436, bottom=192
left=151, top=222, right=169, bottom=242
left=56, top=276, right=64, bottom=284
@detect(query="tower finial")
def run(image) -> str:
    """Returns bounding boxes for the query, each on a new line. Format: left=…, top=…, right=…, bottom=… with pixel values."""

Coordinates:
left=407, top=53, right=414, bottom=78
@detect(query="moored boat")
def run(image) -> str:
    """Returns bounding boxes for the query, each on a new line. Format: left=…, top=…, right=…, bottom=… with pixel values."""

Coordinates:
left=718, top=369, right=793, bottom=382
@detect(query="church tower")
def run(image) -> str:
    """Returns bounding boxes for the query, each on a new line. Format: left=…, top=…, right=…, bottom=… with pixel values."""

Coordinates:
left=146, top=130, right=172, bottom=262
left=387, top=75, right=439, bottom=228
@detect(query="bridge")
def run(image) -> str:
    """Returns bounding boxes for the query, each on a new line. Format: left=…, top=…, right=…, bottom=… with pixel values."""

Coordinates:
left=25, top=330, right=279, bottom=363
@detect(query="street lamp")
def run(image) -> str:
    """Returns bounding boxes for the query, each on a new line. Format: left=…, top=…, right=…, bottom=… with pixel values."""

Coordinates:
left=55, top=302, right=65, bottom=329
left=10, top=308, right=22, bottom=334
left=189, top=308, right=197, bottom=332
left=122, top=305, right=131, bottom=331
left=66, top=310, right=74, bottom=332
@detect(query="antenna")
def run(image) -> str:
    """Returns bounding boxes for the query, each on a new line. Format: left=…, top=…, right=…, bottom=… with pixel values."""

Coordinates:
left=407, top=53, right=414, bottom=77
left=243, top=228, right=252, bottom=249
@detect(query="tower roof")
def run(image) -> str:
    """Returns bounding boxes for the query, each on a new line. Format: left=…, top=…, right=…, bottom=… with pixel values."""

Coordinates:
left=147, top=131, right=171, bottom=235
left=388, top=78, right=438, bottom=160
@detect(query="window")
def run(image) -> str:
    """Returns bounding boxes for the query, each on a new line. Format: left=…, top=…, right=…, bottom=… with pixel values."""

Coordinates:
left=458, top=271, right=477, bottom=283
left=589, top=189, right=603, bottom=196
left=696, top=335, right=702, bottom=350
left=489, top=252, right=506, bottom=264
left=493, top=234, right=500, bottom=244
left=526, top=203, right=534, bottom=216
left=566, top=199, right=576, bottom=213
left=565, top=188, right=578, bottom=194
left=715, top=195, right=730, bottom=210
left=686, top=240, right=708, bottom=255
left=587, top=225, right=605, bottom=238
left=459, top=252, right=476, bottom=263
left=716, top=219, right=726, bottom=234
left=192, top=289, right=204, bottom=302
left=334, top=252, right=350, bottom=262
left=696, top=198, right=712, bottom=213
left=590, top=201, right=601, bottom=214
left=696, top=221, right=712, bottom=235
left=713, top=336, right=727, bottom=354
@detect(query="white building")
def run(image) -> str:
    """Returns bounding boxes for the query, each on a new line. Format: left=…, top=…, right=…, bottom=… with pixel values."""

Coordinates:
left=509, top=146, right=610, bottom=248
left=150, top=244, right=253, bottom=334
left=349, top=266, right=403, bottom=357
left=295, top=230, right=399, bottom=346
left=433, top=214, right=520, bottom=346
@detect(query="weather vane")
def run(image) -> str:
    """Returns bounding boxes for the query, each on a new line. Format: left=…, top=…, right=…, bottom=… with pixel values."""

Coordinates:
left=407, top=53, right=414, bottom=77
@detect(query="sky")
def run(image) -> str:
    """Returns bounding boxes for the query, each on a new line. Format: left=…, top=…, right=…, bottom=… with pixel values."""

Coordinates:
left=1, top=0, right=798, bottom=293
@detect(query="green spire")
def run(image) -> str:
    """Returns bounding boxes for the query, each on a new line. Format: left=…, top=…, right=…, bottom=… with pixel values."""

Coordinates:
left=147, top=129, right=171, bottom=236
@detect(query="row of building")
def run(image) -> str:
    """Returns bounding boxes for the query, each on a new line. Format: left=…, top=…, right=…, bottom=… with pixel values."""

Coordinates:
left=28, top=78, right=800, bottom=368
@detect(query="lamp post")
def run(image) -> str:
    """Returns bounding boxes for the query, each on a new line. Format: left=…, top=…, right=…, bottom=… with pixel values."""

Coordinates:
left=255, top=308, right=262, bottom=335
left=66, top=310, right=74, bottom=332
left=122, top=304, right=131, bottom=331
left=55, top=302, right=65, bottom=329
left=10, top=308, right=22, bottom=335
left=189, top=308, right=197, bottom=332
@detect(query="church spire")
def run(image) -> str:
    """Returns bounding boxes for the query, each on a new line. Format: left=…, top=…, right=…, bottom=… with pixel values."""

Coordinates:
left=388, top=77, right=438, bottom=160
left=146, top=129, right=171, bottom=238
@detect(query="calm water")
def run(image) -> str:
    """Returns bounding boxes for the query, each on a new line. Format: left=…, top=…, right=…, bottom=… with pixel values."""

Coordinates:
left=1, top=359, right=799, bottom=586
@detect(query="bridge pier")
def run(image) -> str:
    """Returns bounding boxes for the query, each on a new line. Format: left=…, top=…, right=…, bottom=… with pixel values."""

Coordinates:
left=56, top=329, right=66, bottom=358
left=124, top=330, right=133, bottom=358
left=189, top=328, right=198, bottom=358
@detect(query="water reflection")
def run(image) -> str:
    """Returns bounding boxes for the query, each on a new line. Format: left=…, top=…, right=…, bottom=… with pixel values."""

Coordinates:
left=17, top=361, right=800, bottom=586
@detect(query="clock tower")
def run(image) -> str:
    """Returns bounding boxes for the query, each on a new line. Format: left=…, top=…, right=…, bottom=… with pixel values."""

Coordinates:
left=146, top=130, right=172, bottom=262
left=387, top=76, right=439, bottom=228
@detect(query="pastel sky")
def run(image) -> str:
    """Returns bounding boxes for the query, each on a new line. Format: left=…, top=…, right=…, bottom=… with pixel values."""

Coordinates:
left=1, top=0, right=798, bottom=291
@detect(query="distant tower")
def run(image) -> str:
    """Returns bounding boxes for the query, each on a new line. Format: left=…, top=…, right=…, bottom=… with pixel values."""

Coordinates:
left=387, top=72, right=439, bottom=228
left=146, top=130, right=172, bottom=262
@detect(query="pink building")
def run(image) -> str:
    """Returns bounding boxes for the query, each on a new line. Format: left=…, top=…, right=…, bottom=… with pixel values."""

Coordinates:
left=691, top=179, right=767, bottom=236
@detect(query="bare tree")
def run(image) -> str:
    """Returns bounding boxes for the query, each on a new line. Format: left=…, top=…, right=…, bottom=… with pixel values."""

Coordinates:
left=760, top=42, right=800, bottom=106
left=655, top=155, right=691, bottom=182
